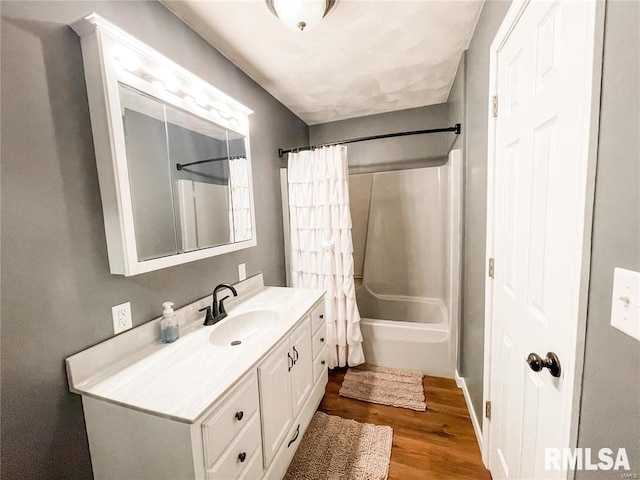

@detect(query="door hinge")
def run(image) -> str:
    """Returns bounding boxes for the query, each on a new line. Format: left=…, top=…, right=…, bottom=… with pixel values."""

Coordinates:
left=485, top=400, right=492, bottom=420
left=492, top=95, right=498, bottom=117
left=488, top=258, right=495, bottom=278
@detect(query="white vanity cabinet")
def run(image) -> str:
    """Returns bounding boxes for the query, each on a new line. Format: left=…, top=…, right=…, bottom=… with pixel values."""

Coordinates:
left=289, top=318, right=313, bottom=419
left=310, top=302, right=328, bottom=384
left=66, top=279, right=327, bottom=480
left=81, top=371, right=264, bottom=480
left=201, top=374, right=263, bottom=479
left=259, top=302, right=327, bottom=478
left=258, top=317, right=312, bottom=468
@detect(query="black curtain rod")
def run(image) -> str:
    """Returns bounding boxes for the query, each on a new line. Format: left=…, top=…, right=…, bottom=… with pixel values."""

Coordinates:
left=278, top=123, right=461, bottom=158
left=176, top=155, right=244, bottom=171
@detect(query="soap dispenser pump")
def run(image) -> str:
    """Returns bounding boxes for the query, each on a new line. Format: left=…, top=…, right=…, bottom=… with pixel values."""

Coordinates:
left=160, top=301, right=179, bottom=343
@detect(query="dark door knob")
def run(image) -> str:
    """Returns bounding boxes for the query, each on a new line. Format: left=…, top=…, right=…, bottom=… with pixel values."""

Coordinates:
left=235, top=411, right=244, bottom=421
left=526, top=352, right=561, bottom=377
left=238, top=452, right=246, bottom=462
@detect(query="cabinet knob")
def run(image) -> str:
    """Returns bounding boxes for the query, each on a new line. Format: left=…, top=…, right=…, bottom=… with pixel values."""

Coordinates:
left=235, top=411, right=244, bottom=421
left=321, top=360, right=325, bottom=365
left=320, top=337, right=324, bottom=343
left=319, top=314, right=324, bottom=319
left=238, top=452, right=246, bottom=463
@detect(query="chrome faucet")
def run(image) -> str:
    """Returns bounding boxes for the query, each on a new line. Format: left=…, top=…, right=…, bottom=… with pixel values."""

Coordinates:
left=200, top=283, right=238, bottom=326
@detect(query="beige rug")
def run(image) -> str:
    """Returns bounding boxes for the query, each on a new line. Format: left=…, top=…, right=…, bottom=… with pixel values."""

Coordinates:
left=284, top=412, right=393, bottom=480
left=339, top=364, right=427, bottom=411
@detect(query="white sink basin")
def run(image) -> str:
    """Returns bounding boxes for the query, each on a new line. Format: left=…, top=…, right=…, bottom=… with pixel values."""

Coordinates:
left=209, top=310, right=280, bottom=347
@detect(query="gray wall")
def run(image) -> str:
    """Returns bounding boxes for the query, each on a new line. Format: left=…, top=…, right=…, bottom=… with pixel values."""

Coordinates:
left=576, top=0, right=640, bottom=477
left=448, top=52, right=466, bottom=153
left=309, top=104, right=454, bottom=175
left=457, top=0, right=510, bottom=424
left=0, top=1, right=307, bottom=478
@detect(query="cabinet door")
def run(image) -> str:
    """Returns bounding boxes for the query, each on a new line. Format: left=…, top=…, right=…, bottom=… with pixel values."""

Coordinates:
left=258, top=340, right=293, bottom=469
left=289, top=317, right=313, bottom=419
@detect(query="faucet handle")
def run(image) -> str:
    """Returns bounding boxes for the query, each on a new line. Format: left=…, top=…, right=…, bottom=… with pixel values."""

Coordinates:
left=218, top=295, right=230, bottom=315
left=199, top=306, right=215, bottom=326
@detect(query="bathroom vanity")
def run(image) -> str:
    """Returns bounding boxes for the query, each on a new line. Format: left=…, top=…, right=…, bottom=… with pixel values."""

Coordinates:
left=66, top=275, right=327, bottom=479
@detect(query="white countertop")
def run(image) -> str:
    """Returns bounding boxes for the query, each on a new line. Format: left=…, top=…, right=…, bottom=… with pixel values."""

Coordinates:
left=68, top=286, right=324, bottom=424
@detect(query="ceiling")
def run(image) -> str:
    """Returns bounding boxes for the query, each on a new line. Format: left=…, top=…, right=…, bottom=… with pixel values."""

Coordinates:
left=162, top=0, right=484, bottom=125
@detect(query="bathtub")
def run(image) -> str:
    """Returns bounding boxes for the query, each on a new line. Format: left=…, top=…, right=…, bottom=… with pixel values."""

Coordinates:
left=356, top=285, right=455, bottom=378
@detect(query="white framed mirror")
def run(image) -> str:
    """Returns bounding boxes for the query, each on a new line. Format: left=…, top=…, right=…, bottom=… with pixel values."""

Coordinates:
left=71, top=13, right=256, bottom=276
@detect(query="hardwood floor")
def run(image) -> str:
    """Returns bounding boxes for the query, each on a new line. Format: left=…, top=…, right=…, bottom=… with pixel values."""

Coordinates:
left=318, top=368, right=492, bottom=480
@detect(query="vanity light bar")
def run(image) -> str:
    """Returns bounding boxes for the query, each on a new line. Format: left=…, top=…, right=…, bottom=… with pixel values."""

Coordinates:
left=112, top=46, right=141, bottom=73
left=72, top=13, right=252, bottom=120
left=113, top=49, right=241, bottom=122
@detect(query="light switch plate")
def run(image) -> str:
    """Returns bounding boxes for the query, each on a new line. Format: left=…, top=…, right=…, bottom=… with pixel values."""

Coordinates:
left=238, top=263, right=247, bottom=281
left=112, top=302, right=133, bottom=335
left=610, top=268, right=640, bottom=341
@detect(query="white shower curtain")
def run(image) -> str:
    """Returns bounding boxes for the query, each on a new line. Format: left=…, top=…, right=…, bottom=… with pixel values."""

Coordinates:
left=228, top=157, right=252, bottom=242
left=287, top=145, right=365, bottom=368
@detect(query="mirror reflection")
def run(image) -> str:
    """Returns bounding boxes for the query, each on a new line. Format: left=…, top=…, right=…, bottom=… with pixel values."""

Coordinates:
left=120, top=84, right=252, bottom=262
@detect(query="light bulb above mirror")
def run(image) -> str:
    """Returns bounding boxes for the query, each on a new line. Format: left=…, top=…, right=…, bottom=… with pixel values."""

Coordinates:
left=265, top=0, right=338, bottom=32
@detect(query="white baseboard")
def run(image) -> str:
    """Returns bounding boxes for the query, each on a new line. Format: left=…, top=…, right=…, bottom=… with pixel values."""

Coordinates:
left=454, top=371, right=464, bottom=388
left=455, top=370, right=483, bottom=453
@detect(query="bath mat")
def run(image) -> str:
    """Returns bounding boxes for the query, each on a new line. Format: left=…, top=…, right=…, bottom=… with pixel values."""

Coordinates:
left=339, top=364, right=426, bottom=411
left=284, top=411, right=393, bottom=480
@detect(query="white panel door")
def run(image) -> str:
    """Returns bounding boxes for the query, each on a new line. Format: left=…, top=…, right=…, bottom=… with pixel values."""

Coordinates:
left=289, top=317, right=312, bottom=419
left=258, top=340, right=293, bottom=469
left=489, top=1, right=600, bottom=479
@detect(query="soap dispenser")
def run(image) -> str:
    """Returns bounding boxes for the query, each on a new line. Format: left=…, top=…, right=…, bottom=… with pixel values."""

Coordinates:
left=160, top=301, right=179, bottom=343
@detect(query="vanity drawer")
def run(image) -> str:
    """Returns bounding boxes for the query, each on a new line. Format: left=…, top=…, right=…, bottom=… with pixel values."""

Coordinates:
left=237, top=448, right=263, bottom=480
left=202, top=373, right=259, bottom=468
left=312, top=324, right=327, bottom=359
left=313, top=347, right=328, bottom=382
left=310, top=302, right=325, bottom=334
left=274, top=419, right=305, bottom=476
left=206, top=414, right=262, bottom=480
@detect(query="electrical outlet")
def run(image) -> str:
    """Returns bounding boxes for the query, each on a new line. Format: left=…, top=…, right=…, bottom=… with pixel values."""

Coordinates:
left=238, top=263, right=247, bottom=281
left=112, top=302, right=132, bottom=335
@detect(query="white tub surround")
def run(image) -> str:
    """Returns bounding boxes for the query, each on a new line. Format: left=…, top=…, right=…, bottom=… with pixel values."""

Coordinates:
left=66, top=274, right=328, bottom=479
left=349, top=149, right=462, bottom=378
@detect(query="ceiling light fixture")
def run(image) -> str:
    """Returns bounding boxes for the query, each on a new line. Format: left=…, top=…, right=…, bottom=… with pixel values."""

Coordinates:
left=265, top=0, right=338, bottom=32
